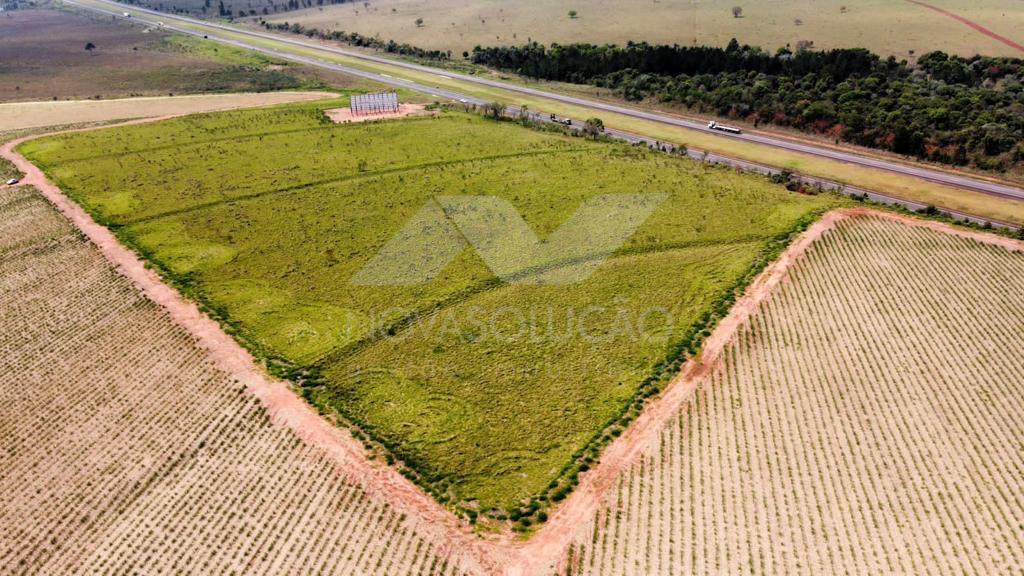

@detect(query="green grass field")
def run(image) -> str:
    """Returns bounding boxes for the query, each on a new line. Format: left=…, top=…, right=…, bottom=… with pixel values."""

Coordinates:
left=21, top=101, right=840, bottom=521
left=264, top=0, right=1024, bottom=58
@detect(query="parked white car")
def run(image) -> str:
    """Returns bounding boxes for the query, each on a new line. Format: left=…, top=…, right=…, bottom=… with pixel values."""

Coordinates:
left=6, top=178, right=20, bottom=186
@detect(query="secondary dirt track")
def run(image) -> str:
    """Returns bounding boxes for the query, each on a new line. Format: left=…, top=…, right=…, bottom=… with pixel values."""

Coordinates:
left=905, top=0, right=1024, bottom=55
left=8, top=108, right=1023, bottom=574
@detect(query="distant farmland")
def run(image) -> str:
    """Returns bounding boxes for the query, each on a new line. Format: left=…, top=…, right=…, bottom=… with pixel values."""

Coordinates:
left=0, top=8, right=307, bottom=103
left=562, top=213, right=1024, bottom=575
left=263, top=0, right=1024, bottom=58
left=21, top=101, right=840, bottom=523
left=0, top=185, right=481, bottom=575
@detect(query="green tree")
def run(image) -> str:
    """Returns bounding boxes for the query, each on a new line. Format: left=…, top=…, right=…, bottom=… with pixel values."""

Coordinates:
left=484, top=101, right=506, bottom=119
left=583, top=117, right=604, bottom=137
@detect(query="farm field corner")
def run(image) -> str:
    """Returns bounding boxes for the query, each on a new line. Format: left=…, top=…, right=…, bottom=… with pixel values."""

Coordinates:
left=562, top=212, right=1024, bottom=575
left=0, top=184, right=484, bottom=575
left=19, top=100, right=841, bottom=523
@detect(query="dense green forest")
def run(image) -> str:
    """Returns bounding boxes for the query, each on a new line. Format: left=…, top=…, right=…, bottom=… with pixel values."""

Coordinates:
left=473, top=41, right=1024, bottom=172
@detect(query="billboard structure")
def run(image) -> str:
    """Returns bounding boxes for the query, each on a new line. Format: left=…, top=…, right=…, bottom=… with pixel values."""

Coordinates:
left=350, top=92, right=400, bottom=116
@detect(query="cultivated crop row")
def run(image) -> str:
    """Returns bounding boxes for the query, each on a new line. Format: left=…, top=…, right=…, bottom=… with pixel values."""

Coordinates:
left=0, top=187, right=479, bottom=575
left=25, top=105, right=840, bottom=519
left=563, top=215, right=1024, bottom=575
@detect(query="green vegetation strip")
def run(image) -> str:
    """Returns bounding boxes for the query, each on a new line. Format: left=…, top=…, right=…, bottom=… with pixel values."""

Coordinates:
left=21, top=101, right=842, bottom=527
left=69, top=0, right=1024, bottom=225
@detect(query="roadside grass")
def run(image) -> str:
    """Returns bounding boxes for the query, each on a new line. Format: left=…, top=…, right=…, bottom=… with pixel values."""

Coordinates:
left=0, top=157, right=22, bottom=182
left=22, top=103, right=842, bottom=522
left=80, top=1, right=1024, bottom=225
left=158, top=33, right=283, bottom=67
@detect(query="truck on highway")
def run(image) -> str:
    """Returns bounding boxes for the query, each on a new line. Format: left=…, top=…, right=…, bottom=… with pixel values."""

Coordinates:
left=549, top=114, right=572, bottom=126
left=707, top=121, right=742, bottom=134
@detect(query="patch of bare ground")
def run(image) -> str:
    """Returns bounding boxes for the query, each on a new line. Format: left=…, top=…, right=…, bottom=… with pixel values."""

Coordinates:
left=0, top=91, right=333, bottom=131
left=550, top=209, right=1024, bottom=575
left=325, top=103, right=433, bottom=123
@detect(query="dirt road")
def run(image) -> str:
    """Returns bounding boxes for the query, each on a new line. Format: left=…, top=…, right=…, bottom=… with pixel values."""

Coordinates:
left=905, top=0, right=1024, bottom=55
left=1, top=121, right=504, bottom=575
left=8, top=114, right=1021, bottom=574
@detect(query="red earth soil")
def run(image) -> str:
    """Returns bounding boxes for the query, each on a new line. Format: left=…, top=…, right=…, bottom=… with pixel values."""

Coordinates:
left=1, top=122, right=505, bottom=575
left=325, top=103, right=433, bottom=123
left=6, top=114, right=1022, bottom=575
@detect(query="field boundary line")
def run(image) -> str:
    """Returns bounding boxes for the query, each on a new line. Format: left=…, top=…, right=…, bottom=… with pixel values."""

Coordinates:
left=122, top=146, right=586, bottom=226
left=904, top=0, right=1024, bottom=55
left=507, top=205, right=1024, bottom=574
left=12, top=109, right=1022, bottom=575
left=2, top=119, right=506, bottom=576
left=502, top=208, right=852, bottom=574
left=52, top=124, right=339, bottom=164
left=839, top=207, right=1024, bottom=253
left=316, top=237, right=765, bottom=367
left=50, top=111, right=436, bottom=164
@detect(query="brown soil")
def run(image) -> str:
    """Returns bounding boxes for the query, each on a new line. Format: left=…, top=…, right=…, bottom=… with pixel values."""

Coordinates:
left=8, top=107, right=1022, bottom=574
left=324, top=103, right=432, bottom=123
left=509, top=206, right=1024, bottom=574
left=0, top=8, right=302, bottom=103
left=2, top=117, right=504, bottom=574
left=0, top=92, right=332, bottom=131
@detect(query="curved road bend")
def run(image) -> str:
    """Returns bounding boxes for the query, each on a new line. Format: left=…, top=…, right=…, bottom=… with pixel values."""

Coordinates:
left=65, top=0, right=1023, bottom=228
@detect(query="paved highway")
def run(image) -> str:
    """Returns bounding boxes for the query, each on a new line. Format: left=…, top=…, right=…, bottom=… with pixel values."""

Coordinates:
left=65, top=0, right=1023, bottom=228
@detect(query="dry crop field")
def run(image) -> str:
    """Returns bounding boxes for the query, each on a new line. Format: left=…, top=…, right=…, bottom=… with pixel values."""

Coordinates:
left=0, top=184, right=483, bottom=575
left=19, top=103, right=840, bottom=524
left=0, top=8, right=359, bottom=103
left=265, top=0, right=1024, bottom=58
left=560, top=213, right=1024, bottom=575
left=0, top=91, right=333, bottom=132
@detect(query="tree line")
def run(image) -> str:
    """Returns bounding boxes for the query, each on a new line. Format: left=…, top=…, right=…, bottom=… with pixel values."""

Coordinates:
left=472, top=40, right=1024, bottom=172
left=261, top=21, right=451, bottom=61
left=124, top=0, right=354, bottom=18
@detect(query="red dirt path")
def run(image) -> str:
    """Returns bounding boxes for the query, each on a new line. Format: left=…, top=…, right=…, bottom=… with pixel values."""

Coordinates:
left=1, top=123, right=504, bottom=575
left=506, top=206, right=1024, bottom=574
left=905, top=0, right=1024, bottom=55
left=7, top=114, right=1023, bottom=575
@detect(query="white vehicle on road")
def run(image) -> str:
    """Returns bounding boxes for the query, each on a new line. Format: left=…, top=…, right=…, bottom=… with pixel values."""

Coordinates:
left=6, top=178, right=20, bottom=186
left=707, top=121, right=742, bottom=134
left=122, top=11, right=131, bottom=17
